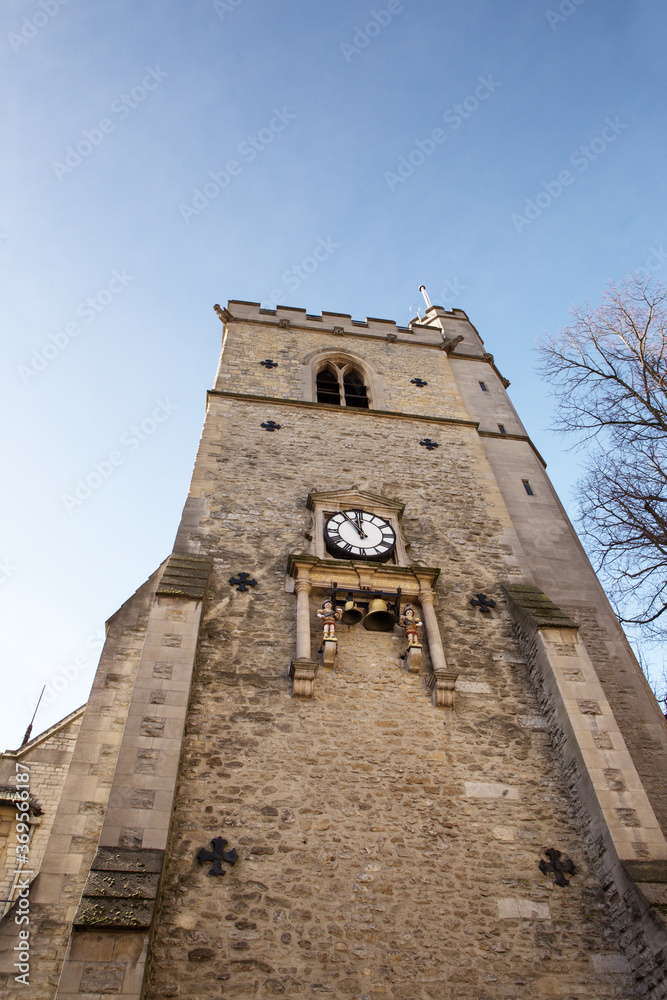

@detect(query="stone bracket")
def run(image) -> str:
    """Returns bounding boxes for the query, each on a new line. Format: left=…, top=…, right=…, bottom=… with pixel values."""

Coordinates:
left=428, top=670, right=458, bottom=709
left=405, top=645, right=422, bottom=673
left=322, top=638, right=337, bottom=667
left=290, top=659, right=319, bottom=698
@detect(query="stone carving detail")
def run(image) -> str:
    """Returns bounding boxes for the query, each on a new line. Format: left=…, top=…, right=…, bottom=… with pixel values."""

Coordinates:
left=439, top=335, right=464, bottom=354
left=386, top=332, right=398, bottom=343
left=332, top=326, right=345, bottom=336
left=428, top=670, right=458, bottom=709
left=289, top=659, right=318, bottom=698
left=213, top=303, right=232, bottom=323
left=278, top=317, right=291, bottom=328
left=501, top=376, right=511, bottom=388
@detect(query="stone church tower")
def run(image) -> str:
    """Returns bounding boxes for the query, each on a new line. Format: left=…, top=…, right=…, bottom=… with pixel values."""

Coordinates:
left=1, top=297, right=666, bottom=999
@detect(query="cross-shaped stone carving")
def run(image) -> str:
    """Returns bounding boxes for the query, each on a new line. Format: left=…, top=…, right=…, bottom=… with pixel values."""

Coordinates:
left=419, top=438, right=439, bottom=450
left=229, top=572, right=257, bottom=592
left=539, top=848, right=575, bottom=887
left=411, top=378, right=428, bottom=387
left=261, top=420, right=281, bottom=431
left=197, top=836, right=239, bottom=877
left=260, top=359, right=278, bottom=368
left=470, top=593, right=496, bottom=613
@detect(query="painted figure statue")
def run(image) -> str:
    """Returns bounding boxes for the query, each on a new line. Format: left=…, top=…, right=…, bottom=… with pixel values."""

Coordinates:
left=317, top=599, right=342, bottom=640
left=399, top=604, right=422, bottom=646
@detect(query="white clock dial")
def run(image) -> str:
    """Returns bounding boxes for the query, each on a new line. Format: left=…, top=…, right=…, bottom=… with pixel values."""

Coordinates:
left=324, top=510, right=396, bottom=562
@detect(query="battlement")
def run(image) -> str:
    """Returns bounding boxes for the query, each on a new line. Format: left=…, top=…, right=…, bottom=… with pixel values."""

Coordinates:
left=225, top=298, right=476, bottom=347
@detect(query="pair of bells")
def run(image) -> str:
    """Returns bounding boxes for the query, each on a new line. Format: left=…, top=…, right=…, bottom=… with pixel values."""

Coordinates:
left=341, top=597, right=396, bottom=632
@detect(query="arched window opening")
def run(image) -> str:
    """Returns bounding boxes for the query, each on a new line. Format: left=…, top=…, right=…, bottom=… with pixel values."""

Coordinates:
left=316, top=366, right=341, bottom=405
left=343, top=371, right=369, bottom=408
left=315, top=360, right=370, bottom=408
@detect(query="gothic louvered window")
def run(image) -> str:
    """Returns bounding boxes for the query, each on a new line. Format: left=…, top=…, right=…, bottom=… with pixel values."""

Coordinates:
left=316, top=367, right=341, bottom=405
left=343, top=371, right=369, bottom=408
left=316, top=363, right=369, bottom=408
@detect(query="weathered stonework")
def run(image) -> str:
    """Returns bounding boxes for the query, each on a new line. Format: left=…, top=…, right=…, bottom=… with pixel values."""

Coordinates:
left=2, top=298, right=665, bottom=1000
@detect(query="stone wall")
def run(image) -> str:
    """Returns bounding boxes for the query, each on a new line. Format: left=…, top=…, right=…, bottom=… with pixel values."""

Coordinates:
left=142, top=377, right=639, bottom=998
left=0, top=572, right=160, bottom=999
left=4, top=303, right=664, bottom=999
left=0, top=709, right=84, bottom=919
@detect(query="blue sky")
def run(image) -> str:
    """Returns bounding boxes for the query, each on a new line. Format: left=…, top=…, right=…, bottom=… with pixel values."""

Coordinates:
left=2, top=0, right=666, bottom=748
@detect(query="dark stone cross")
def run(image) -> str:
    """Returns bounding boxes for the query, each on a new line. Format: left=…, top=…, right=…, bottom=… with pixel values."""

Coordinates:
left=411, top=378, right=428, bottom=387
left=470, top=593, right=496, bottom=614
left=261, top=420, right=281, bottom=431
left=197, top=837, right=239, bottom=877
left=260, top=359, right=278, bottom=368
left=419, top=438, right=439, bottom=450
left=539, top=848, right=576, bottom=887
left=229, top=572, right=257, bottom=592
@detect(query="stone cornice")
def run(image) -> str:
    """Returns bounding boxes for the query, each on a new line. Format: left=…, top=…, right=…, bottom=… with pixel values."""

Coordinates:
left=287, top=552, right=440, bottom=595
left=207, top=389, right=478, bottom=429
left=206, top=390, right=547, bottom=466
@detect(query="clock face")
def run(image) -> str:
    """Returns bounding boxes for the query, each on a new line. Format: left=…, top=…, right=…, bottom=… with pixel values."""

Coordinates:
left=324, top=510, right=397, bottom=562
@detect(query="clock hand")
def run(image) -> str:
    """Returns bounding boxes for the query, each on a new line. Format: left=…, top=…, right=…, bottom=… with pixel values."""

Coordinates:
left=340, top=510, right=367, bottom=539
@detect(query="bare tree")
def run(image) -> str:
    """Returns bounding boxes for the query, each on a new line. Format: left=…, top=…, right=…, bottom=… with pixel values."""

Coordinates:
left=538, top=274, right=667, bottom=636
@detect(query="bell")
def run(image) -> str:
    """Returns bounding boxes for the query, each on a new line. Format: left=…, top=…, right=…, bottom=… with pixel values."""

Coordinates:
left=341, top=599, right=364, bottom=625
left=362, top=598, right=396, bottom=632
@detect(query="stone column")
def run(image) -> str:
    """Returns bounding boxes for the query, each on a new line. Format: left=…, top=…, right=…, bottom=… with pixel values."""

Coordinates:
left=419, top=587, right=457, bottom=708
left=294, top=570, right=312, bottom=661
left=291, top=568, right=318, bottom=697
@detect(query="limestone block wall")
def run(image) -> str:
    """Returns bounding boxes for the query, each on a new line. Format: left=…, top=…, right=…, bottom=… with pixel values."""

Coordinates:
left=141, top=385, right=640, bottom=998
left=0, top=709, right=84, bottom=919
left=505, top=587, right=667, bottom=998
left=0, top=571, right=160, bottom=1000
left=476, top=435, right=667, bottom=835
left=212, top=309, right=472, bottom=424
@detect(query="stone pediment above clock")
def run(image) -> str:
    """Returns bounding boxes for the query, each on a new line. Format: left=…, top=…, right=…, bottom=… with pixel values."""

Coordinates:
left=307, top=487, right=405, bottom=517
left=306, top=487, right=408, bottom=565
